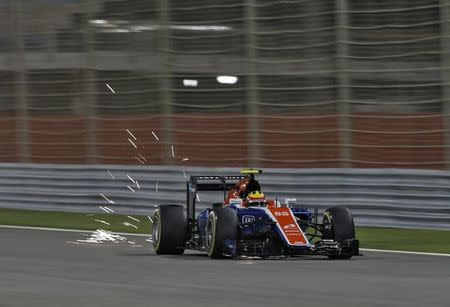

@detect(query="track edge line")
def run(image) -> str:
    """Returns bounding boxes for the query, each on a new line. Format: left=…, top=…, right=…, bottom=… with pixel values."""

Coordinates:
left=360, top=248, right=450, bottom=257
left=0, top=224, right=150, bottom=237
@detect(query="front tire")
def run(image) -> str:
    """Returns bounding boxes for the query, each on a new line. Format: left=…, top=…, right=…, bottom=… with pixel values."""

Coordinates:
left=322, top=207, right=356, bottom=259
left=153, top=205, right=187, bottom=255
left=206, top=208, right=238, bottom=259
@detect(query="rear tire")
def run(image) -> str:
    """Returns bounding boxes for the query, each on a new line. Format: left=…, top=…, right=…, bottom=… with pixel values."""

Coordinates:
left=152, top=205, right=187, bottom=255
left=322, top=207, right=356, bottom=259
left=206, top=207, right=238, bottom=259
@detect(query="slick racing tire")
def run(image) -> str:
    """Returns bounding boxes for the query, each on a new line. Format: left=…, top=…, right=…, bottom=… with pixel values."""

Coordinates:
left=206, top=207, right=238, bottom=259
left=322, top=207, right=356, bottom=259
left=153, top=205, right=187, bottom=255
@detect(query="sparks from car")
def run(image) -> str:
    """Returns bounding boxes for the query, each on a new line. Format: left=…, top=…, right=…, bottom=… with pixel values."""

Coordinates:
left=135, top=156, right=145, bottom=164
left=127, top=174, right=136, bottom=184
left=152, top=131, right=160, bottom=141
left=138, top=153, right=147, bottom=162
left=123, top=222, right=138, bottom=229
left=106, top=83, right=115, bottom=93
left=77, top=230, right=127, bottom=244
left=94, top=219, right=110, bottom=226
left=107, top=169, right=115, bottom=179
left=126, top=129, right=137, bottom=141
left=128, top=138, right=137, bottom=149
left=99, top=206, right=111, bottom=213
left=100, top=194, right=115, bottom=204
left=127, top=216, right=141, bottom=223
left=101, top=206, right=114, bottom=213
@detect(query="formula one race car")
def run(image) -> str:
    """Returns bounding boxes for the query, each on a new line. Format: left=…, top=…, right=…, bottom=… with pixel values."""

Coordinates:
left=152, top=169, right=359, bottom=259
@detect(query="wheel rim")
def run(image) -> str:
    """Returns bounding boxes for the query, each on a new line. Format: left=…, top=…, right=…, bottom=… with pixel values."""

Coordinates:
left=152, top=215, right=159, bottom=246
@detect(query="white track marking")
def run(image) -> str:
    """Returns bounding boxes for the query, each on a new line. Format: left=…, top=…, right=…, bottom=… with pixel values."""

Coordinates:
left=100, top=194, right=115, bottom=204
left=147, top=216, right=153, bottom=223
left=151, top=131, right=159, bottom=141
left=0, top=225, right=150, bottom=237
left=135, top=180, right=140, bottom=189
left=106, top=83, right=115, bottom=93
left=183, top=170, right=187, bottom=180
left=126, top=129, right=137, bottom=140
left=128, top=138, right=137, bottom=148
left=181, top=157, right=189, bottom=161
left=94, top=219, right=110, bottom=226
left=171, top=145, right=175, bottom=157
left=155, top=181, right=159, bottom=192
left=107, top=169, right=115, bottom=180
left=127, top=185, right=135, bottom=192
left=360, top=248, right=450, bottom=257
left=127, top=216, right=141, bottom=223
left=196, top=193, right=200, bottom=202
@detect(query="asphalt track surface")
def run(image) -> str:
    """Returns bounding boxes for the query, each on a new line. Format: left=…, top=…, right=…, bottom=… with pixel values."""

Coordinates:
left=1, top=228, right=449, bottom=307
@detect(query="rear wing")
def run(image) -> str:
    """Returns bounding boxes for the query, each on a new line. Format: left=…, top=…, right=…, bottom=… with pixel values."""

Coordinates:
left=186, top=175, right=245, bottom=220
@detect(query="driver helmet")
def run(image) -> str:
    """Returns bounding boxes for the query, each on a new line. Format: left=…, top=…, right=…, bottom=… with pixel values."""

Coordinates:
left=244, top=191, right=266, bottom=207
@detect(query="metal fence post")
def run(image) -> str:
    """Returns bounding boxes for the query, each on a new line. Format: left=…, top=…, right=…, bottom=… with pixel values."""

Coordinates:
left=336, top=0, right=352, bottom=167
left=12, top=0, right=30, bottom=163
left=159, top=0, right=174, bottom=165
left=440, top=0, right=450, bottom=170
left=246, top=0, right=260, bottom=167
left=82, top=0, right=97, bottom=164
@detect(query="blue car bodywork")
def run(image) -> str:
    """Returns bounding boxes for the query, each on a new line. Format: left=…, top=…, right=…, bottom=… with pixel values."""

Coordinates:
left=196, top=204, right=314, bottom=257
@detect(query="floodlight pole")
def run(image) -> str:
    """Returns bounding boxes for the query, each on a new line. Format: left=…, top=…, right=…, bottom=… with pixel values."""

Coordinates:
left=336, top=0, right=352, bottom=167
left=246, top=0, right=261, bottom=167
left=440, top=0, right=450, bottom=170
left=12, top=0, right=30, bottom=163
left=82, top=0, right=98, bottom=164
left=159, top=0, right=174, bottom=165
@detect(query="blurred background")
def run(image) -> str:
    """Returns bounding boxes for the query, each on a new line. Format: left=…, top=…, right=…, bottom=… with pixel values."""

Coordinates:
left=0, top=0, right=449, bottom=169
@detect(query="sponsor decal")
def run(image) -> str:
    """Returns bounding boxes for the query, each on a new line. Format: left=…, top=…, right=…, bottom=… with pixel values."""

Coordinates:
left=274, top=211, right=290, bottom=216
left=242, top=215, right=255, bottom=224
left=268, top=207, right=308, bottom=246
left=283, top=223, right=296, bottom=229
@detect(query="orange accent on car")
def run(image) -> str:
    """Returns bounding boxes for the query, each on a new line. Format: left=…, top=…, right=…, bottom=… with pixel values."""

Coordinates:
left=268, top=207, right=309, bottom=246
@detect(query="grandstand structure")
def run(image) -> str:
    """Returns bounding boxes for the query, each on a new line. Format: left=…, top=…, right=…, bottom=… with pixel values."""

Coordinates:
left=0, top=0, right=449, bottom=169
